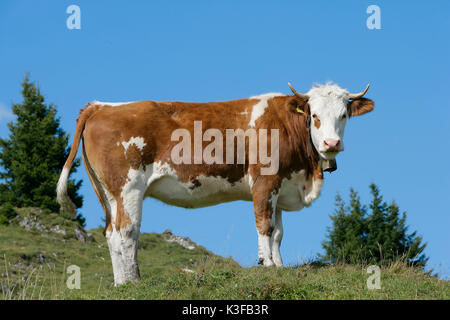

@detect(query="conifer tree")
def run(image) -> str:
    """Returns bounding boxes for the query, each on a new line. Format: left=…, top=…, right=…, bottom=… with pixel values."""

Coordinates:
left=321, top=184, right=428, bottom=267
left=365, top=184, right=427, bottom=266
left=0, top=76, right=85, bottom=225
left=321, top=190, right=368, bottom=264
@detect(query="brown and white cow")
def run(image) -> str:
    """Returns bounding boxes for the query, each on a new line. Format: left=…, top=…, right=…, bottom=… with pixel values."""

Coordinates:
left=57, top=82, right=374, bottom=285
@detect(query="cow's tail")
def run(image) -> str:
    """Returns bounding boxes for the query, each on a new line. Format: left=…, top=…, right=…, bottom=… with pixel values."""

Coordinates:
left=56, top=103, right=99, bottom=217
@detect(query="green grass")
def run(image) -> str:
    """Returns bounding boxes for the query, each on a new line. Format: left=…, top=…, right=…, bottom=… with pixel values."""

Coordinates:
left=92, top=262, right=449, bottom=300
left=0, top=207, right=449, bottom=300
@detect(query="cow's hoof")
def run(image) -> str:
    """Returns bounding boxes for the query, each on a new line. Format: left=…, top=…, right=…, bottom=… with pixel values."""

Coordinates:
left=273, top=258, right=283, bottom=267
left=258, top=259, right=274, bottom=266
left=114, top=276, right=141, bottom=287
left=264, top=259, right=275, bottom=267
left=258, top=257, right=275, bottom=266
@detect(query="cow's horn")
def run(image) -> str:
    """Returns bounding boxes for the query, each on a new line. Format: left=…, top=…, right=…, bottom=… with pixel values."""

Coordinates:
left=348, top=84, right=370, bottom=100
left=288, top=82, right=309, bottom=100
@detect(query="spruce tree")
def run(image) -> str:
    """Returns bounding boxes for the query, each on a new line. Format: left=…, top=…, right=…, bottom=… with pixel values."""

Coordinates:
left=321, top=190, right=368, bottom=264
left=321, top=184, right=428, bottom=267
left=365, top=184, right=427, bottom=266
left=0, top=76, right=85, bottom=225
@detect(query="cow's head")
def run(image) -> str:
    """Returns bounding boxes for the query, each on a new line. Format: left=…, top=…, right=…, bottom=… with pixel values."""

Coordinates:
left=289, top=82, right=374, bottom=161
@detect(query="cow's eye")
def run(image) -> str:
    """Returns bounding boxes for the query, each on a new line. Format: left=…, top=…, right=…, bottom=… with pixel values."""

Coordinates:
left=342, top=114, right=347, bottom=120
left=312, top=114, right=318, bottom=119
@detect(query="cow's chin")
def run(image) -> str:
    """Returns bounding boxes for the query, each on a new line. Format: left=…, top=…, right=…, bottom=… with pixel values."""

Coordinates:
left=319, top=151, right=340, bottom=161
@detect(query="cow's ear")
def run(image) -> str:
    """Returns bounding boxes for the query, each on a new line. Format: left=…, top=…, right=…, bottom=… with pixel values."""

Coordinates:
left=348, top=98, right=374, bottom=117
left=288, top=97, right=309, bottom=115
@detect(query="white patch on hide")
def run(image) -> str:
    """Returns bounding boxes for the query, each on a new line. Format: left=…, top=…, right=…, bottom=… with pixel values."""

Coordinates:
left=277, top=170, right=324, bottom=211
left=248, top=175, right=254, bottom=189
left=304, top=177, right=323, bottom=205
left=121, top=137, right=147, bottom=155
left=248, top=93, right=283, bottom=128
left=91, top=100, right=136, bottom=107
left=146, top=162, right=253, bottom=208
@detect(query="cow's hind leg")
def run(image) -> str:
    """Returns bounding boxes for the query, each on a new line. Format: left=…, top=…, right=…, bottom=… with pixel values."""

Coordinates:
left=104, top=193, right=143, bottom=285
left=82, top=145, right=142, bottom=285
left=104, top=196, right=129, bottom=286
left=270, top=208, right=283, bottom=267
left=107, top=173, right=145, bottom=286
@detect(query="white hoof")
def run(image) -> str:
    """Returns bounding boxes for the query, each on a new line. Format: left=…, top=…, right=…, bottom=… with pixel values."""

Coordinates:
left=263, top=259, right=275, bottom=267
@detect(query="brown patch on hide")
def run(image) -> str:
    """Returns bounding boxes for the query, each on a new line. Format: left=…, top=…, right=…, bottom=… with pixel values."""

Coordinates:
left=189, top=178, right=201, bottom=190
left=314, top=116, right=321, bottom=129
left=125, top=144, right=143, bottom=170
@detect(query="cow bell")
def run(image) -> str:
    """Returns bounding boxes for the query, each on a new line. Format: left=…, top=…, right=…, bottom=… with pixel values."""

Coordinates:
left=322, top=159, right=337, bottom=173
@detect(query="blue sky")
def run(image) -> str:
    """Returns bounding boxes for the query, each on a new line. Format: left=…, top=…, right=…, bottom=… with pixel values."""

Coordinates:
left=1, top=1, right=449, bottom=278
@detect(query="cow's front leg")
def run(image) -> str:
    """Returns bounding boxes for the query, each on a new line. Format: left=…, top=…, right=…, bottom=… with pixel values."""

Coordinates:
left=257, top=232, right=274, bottom=266
left=271, top=208, right=283, bottom=267
left=252, top=177, right=281, bottom=267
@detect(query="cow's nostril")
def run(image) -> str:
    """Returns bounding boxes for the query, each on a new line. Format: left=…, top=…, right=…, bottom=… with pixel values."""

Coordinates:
left=324, top=139, right=341, bottom=150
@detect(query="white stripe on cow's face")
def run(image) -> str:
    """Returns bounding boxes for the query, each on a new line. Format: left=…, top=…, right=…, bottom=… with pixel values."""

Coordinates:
left=307, top=83, right=349, bottom=160
left=248, top=93, right=283, bottom=128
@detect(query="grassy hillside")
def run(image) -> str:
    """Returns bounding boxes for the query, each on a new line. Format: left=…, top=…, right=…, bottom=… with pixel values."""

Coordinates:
left=0, top=207, right=449, bottom=300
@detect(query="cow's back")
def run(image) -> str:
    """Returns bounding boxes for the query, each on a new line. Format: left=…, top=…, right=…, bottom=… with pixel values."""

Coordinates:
left=81, top=99, right=258, bottom=208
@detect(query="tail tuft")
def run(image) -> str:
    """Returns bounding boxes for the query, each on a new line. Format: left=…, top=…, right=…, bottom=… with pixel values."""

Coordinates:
left=56, top=167, right=77, bottom=216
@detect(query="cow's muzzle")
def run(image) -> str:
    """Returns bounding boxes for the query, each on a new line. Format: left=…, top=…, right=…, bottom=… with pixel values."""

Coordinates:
left=323, top=139, right=343, bottom=153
